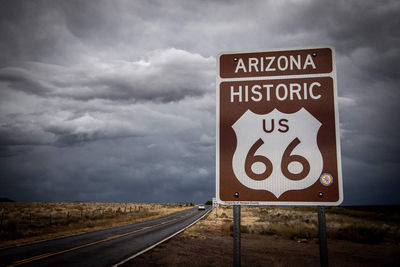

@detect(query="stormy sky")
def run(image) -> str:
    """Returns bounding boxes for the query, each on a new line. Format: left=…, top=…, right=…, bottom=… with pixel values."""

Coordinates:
left=0, top=0, right=399, bottom=205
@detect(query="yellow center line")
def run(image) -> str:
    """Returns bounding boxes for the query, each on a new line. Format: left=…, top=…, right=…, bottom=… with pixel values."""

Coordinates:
left=9, top=210, right=197, bottom=267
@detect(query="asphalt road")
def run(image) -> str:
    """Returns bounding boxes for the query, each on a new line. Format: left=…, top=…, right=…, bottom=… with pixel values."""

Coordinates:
left=0, top=206, right=211, bottom=267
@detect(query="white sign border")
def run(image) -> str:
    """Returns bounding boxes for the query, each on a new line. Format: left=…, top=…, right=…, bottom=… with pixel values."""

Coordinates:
left=216, top=46, right=343, bottom=206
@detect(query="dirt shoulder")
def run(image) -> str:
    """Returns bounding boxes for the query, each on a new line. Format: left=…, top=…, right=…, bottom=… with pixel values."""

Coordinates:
left=128, top=232, right=400, bottom=267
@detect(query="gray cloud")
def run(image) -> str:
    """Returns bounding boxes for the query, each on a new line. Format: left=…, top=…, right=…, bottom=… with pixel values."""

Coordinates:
left=0, top=49, right=214, bottom=101
left=0, top=47, right=215, bottom=149
left=0, top=129, right=215, bottom=202
left=0, top=0, right=399, bottom=205
left=0, top=67, right=52, bottom=95
left=0, top=93, right=212, bottom=148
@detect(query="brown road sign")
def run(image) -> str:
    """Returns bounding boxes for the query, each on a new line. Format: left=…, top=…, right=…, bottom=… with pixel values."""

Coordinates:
left=216, top=47, right=343, bottom=206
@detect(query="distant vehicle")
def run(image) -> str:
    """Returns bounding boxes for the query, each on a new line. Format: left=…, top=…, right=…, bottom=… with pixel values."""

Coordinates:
left=198, top=204, right=205, bottom=210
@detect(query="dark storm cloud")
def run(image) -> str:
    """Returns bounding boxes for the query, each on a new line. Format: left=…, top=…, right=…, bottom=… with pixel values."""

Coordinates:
left=305, top=1, right=400, bottom=84
left=52, top=49, right=215, bottom=102
left=0, top=1, right=77, bottom=66
left=0, top=67, right=52, bottom=95
left=0, top=96, right=207, bottom=149
left=283, top=1, right=400, bottom=48
left=0, top=48, right=214, bottom=148
left=0, top=0, right=399, bottom=204
left=0, top=49, right=214, bottom=102
left=0, top=131, right=214, bottom=202
left=280, top=0, right=400, bottom=205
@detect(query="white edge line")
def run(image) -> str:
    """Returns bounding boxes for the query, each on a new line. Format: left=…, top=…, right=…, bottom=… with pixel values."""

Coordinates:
left=113, top=208, right=213, bottom=267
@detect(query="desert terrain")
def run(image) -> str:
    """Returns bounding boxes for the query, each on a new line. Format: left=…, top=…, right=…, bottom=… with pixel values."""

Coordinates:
left=1, top=203, right=399, bottom=266
left=127, top=205, right=400, bottom=267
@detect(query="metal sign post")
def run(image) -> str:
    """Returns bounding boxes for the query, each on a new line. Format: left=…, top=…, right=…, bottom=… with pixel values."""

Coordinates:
left=233, top=205, right=241, bottom=267
left=318, top=206, right=328, bottom=267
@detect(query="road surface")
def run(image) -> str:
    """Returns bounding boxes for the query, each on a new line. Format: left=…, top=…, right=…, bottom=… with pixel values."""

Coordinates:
left=0, top=206, right=211, bottom=267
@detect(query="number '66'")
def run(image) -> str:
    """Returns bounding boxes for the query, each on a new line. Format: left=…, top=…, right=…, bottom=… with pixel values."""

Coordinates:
left=244, top=138, right=310, bottom=181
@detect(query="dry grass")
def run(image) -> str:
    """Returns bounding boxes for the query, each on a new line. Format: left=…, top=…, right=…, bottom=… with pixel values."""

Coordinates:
left=182, top=206, right=400, bottom=244
left=2, top=203, right=397, bottom=249
left=0, top=202, right=192, bottom=248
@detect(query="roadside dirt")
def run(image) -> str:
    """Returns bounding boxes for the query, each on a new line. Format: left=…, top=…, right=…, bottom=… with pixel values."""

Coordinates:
left=126, top=207, right=400, bottom=267
left=128, top=232, right=400, bottom=267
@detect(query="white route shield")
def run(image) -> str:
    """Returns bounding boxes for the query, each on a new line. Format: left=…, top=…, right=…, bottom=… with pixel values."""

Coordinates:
left=232, top=108, right=323, bottom=198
